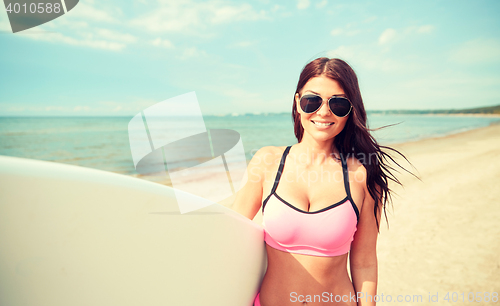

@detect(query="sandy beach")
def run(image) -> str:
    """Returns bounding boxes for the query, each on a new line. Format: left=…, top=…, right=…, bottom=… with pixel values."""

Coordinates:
left=376, top=123, right=500, bottom=305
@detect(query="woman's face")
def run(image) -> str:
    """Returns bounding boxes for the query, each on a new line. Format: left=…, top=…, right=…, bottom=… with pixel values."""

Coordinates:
left=295, top=75, right=350, bottom=143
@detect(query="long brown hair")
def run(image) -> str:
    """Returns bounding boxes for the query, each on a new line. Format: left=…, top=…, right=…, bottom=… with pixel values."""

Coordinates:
left=292, top=57, right=412, bottom=230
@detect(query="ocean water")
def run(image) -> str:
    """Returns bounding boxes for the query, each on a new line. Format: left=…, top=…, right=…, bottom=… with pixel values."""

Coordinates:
left=0, top=114, right=498, bottom=176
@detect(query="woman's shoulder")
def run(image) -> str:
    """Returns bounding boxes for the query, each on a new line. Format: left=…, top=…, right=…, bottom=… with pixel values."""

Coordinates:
left=344, top=155, right=367, bottom=182
left=250, top=146, right=289, bottom=168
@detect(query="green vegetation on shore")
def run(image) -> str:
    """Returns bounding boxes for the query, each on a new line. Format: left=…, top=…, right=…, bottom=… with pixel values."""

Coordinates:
left=367, top=104, right=500, bottom=115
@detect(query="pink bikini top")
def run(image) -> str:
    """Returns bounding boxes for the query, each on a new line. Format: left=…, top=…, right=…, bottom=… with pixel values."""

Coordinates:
left=262, top=146, right=359, bottom=257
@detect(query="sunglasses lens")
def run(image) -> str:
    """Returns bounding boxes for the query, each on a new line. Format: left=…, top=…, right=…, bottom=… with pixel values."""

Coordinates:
left=329, top=97, right=351, bottom=117
left=300, top=95, right=322, bottom=113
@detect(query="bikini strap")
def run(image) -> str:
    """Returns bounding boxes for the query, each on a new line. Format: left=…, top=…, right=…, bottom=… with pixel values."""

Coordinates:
left=262, top=146, right=291, bottom=213
left=340, top=154, right=351, bottom=198
left=270, top=146, right=292, bottom=194
left=341, top=153, right=360, bottom=221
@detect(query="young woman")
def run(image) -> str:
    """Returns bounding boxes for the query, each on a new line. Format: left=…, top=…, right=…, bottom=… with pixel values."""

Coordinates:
left=232, top=57, right=405, bottom=306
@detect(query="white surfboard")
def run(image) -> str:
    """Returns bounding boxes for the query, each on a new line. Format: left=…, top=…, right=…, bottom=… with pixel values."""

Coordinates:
left=0, top=156, right=266, bottom=306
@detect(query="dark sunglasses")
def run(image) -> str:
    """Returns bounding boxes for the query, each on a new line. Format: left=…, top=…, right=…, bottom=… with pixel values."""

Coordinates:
left=299, top=94, right=352, bottom=117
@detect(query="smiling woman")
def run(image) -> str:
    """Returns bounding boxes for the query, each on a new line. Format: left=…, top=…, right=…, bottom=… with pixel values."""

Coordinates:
left=295, top=76, right=351, bottom=143
left=232, top=57, right=412, bottom=306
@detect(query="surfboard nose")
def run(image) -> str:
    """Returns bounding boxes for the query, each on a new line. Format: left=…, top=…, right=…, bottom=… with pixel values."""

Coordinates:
left=0, top=155, right=266, bottom=306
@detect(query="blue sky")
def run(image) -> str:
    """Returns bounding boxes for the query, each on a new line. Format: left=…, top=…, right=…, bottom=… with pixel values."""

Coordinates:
left=0, top=0, right=499, bottom=116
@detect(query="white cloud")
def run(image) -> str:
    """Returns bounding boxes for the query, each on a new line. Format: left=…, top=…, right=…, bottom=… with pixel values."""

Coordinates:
left=151, top=38, right=175, bottom=48
left=331, top=25, right=360, bottom=37
left=216, top=86, right=261, bottom=100
left=327, top=45, right=360, bottom=64
left=450, top=38, right=500, bottom=64
left=200, top=83, right=266, bottom=114
left=131, top=7, right=201, bottom=34
left=96, top=28, right=137, bottom=44
left=297, top=0, right=310, bottom=10
left=27, top=32, right=126, bottom=51
left=346, top=29, right=360, bottom=36
left=209, top=3, right=265, bottom=24
left=378, top=28, right=397, bottom=45
left=269, top=4, right=292, bottom=17
left=316, top=0, right=328, bottom=8
left=330, top=28, right=343, bottom=36
left=130, top=1, right=268, bottom=35
left=177, top=47, right=208, bottom=60
left=376, top=25, right=435, bottom=48
left=2, top=98, right=160, bottom=115
left=416, top=25, right=434, bottom=34
left=68, top=2, right=118, bottom=23
left=44, top=106, right=65, bottom=111
left=271, top=4, right=281, bottom=11
left=8, top=2, right=136, bottom=51
left=5, top=105, right=72, bottom=112
left=228, top=40, right=257, bottom=48
left=364, top=16, right=377, bottom=23
left=17, top=28, right=133, bottom=51
left=327, top=44, right=421, bottom=73
left=4, top=1, right=272, bottom=54
left=7, top=106, right=26, bottom=111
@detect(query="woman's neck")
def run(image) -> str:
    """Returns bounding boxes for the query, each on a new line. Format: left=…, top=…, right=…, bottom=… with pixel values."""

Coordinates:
left=293, top=137, right=339, bottom=166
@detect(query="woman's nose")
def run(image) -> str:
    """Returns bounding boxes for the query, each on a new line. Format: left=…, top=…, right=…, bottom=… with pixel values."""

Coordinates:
left=316, top=99, right=332, bottom=116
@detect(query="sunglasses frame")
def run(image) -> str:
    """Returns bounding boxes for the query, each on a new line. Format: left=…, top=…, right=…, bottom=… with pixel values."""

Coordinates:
left=298, top=93, right=353, bottom=118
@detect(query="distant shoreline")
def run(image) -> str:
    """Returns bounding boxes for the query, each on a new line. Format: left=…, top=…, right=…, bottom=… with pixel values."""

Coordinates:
left=367, top=103, right=500, bottom=116
left=368, top=113, right=500, bottom=117
left=1, top=104, right=499, bottom=118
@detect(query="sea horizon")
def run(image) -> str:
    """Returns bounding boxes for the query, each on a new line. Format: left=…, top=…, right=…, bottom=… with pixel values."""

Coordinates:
left=1, top=114, right=499, bottom=180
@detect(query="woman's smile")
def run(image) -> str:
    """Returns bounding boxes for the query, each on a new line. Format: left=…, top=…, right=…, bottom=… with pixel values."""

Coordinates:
left=311, top=120, right=335, bottom=128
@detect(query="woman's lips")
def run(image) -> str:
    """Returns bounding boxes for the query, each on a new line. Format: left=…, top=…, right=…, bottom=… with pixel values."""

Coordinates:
left=311, top=120, right=334, bottom=127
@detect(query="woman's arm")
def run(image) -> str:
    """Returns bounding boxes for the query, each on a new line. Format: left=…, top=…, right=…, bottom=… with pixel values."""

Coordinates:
left=231, top=147, right=270, bottom=220
left=350, top=178, right=382, bottom=306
